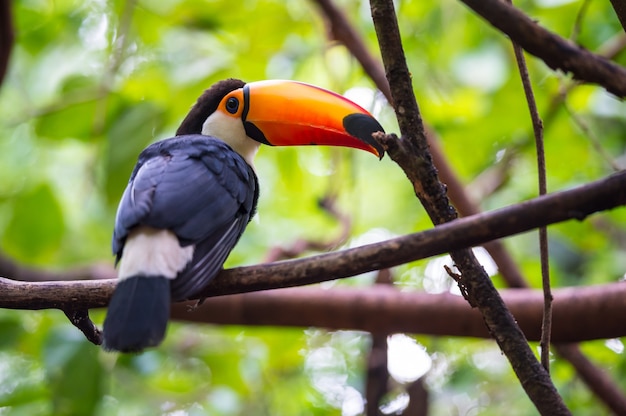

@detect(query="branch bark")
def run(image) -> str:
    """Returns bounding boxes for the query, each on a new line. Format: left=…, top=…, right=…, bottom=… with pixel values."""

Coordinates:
left=2, top=170, right=626, bottom=309
left=369, top=0, right=569, bottom=413
left=169, top=283, right=626, bottom=342
left=460, top=0, right=626, bottom=98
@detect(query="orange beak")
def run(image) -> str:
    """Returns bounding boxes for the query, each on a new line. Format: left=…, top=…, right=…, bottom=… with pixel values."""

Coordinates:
left=233, top=80, right=385, bottom=158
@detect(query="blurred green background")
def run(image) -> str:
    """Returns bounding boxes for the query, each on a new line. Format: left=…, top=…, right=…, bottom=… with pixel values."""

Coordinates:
left=1, top=0, right=626, bottom=414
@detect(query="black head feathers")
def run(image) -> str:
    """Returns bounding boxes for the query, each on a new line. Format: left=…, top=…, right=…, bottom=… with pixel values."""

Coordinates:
left=176, top=78, right=246, bottom=136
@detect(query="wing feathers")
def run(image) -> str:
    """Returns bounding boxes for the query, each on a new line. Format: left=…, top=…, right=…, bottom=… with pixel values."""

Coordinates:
left=113, top=135, right=258, bottom=301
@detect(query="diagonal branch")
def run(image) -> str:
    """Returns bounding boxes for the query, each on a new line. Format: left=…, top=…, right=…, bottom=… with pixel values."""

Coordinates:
left=460, top=0, right=626, bottom=97
left=2, top=153, right=626, bottom=310
left=369, top=0, right=569, bottom=413
left=305, top=1, right=626, bottom=412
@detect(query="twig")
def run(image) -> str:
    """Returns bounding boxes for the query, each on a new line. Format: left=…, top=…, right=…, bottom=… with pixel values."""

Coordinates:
left=369, top=0, right=569, bottom=413
left=506, top=4, right=553, bottom=372
left=63, top=309, right=102, bottom=345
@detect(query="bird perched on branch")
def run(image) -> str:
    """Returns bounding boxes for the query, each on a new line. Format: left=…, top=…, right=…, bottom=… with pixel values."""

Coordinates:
left=102, top=79, right=385, bottom=352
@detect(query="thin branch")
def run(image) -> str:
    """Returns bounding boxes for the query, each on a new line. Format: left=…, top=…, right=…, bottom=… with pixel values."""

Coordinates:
left=460, top=0, right=626, bottom=98
left=169, top=283, right=626, bottom=342
left=63, top=309, right=102, bottom=345
left=506, top=10, right=553, bottom=372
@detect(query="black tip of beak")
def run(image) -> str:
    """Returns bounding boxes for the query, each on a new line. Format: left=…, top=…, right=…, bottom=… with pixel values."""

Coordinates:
left=343, top=113, right=386, bottom=159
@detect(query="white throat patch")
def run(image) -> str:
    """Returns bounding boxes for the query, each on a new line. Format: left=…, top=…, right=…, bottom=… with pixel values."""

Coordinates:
left=202, top=111, right=260, bottom=167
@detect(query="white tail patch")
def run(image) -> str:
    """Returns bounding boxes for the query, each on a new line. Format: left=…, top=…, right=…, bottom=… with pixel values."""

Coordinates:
left=118, top=226, right=194, bottom=280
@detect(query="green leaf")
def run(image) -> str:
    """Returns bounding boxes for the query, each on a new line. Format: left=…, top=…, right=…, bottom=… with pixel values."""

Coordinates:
left=104, top=101, right=166, bottom=204
left=34, top=97, right=99, bottom=141
left=43, top=328, right=104, bottom=416
left=3, top=184, right=65, bottom=259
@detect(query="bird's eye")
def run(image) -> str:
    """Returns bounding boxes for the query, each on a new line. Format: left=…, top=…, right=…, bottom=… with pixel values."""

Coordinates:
left=225, top=97, right=239, bottom=114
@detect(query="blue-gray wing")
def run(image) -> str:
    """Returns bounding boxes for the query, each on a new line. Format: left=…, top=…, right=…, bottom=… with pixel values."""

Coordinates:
left=112, top=135, right=258, bottom=301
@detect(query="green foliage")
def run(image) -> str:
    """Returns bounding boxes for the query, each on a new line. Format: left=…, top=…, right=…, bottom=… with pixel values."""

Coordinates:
left=3, top=184, right=65, bottom=261
left=1, top=0, right=626, bottom=414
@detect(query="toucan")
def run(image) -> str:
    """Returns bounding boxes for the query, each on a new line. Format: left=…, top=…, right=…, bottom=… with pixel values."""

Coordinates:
left=102, top=79, right=385, bottom=352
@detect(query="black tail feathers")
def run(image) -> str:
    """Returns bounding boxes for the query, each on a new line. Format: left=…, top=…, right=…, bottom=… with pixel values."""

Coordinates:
left=103, top=276, right=171, bottom=353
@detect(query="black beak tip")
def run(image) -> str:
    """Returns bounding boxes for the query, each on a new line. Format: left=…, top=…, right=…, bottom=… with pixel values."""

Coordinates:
left=343, top=113, right=386, bottom=159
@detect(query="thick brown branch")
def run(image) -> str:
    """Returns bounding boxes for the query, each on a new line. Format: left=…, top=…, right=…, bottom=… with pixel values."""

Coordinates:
left=2, top=170, right=626, bottom=309
left=310, top=0, right=529, bottom=290
left=460, top=0, right=626, bottom=97
left=171, top=283, right=626, bottom=342
left=369, top=0, right=569, bottom=412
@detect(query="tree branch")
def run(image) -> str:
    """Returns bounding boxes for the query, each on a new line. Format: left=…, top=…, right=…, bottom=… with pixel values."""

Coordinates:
left=170, top=283, right=626, bottom=342
left=310, top=0, right=529, bottom=290
left=369, top=0, right=569, bottom=412
left=460, top=0, right=626, bottom=98
left=304, top=3, right=626, bottom=410
left=2, top=170, right=626, bottom=310
left=505, top=1, right=553, bottom=372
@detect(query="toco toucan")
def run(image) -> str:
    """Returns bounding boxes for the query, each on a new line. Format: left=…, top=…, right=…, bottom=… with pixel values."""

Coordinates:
left=102, top=79, right=385, bottom=352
